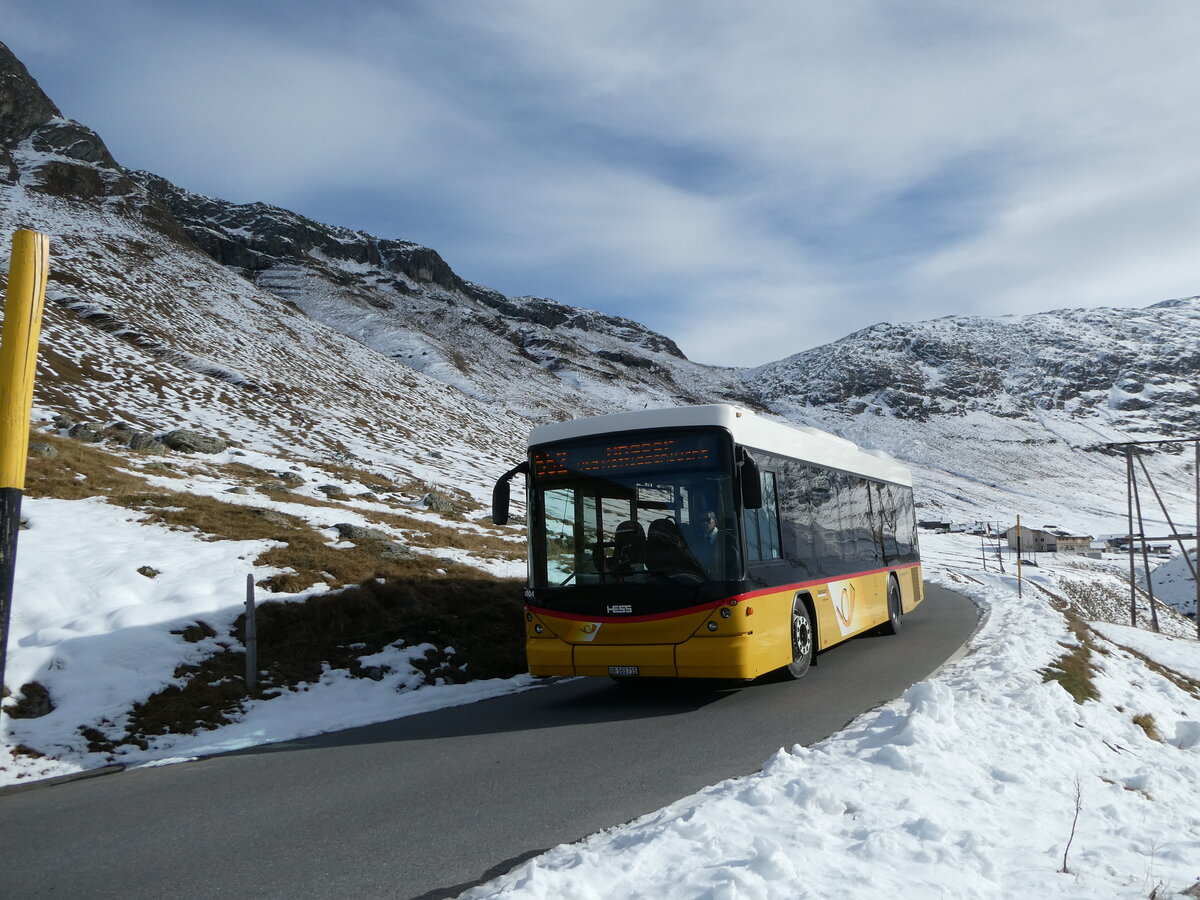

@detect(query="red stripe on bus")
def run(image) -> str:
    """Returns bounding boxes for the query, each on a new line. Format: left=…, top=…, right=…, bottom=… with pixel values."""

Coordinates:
left=525, top=563, right=921, bottom=624
left=735, top=562, right=921, bottom=602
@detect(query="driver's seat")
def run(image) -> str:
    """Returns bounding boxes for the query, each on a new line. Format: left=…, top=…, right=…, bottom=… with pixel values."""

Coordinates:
left=611, top=520, right=646, bottom=571
left=645, top=518, right=704, bottom=576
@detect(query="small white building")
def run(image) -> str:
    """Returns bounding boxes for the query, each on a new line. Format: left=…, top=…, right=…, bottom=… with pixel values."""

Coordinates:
left=1055, top=533, right=1093, bottom=555
left=1006, top=525, right=1093, bottom=554
left=1006, top=525, right=1057, bottom=552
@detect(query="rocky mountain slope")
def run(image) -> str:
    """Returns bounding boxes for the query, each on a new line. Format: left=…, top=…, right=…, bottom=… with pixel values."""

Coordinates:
left=2, top=38, right=1198, bottom=542
left=744, top=302, right=1200, bottom=534
left=745, top=302, right=1199, bottom=432
left=1, top=41, right=528, bottom=501
left=129, top=170, right=752, bottom=424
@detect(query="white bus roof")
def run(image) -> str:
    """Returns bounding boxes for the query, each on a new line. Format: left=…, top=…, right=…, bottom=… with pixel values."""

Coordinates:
left=528, top=404, right=912, bottom=487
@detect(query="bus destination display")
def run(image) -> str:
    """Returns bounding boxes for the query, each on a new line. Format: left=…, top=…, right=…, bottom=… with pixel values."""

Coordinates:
left=533, top=434, right=720, bottom=479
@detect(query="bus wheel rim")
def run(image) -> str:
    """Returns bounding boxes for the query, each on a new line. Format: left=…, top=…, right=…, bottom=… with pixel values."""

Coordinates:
left=793, top=608, right=811, bottom=659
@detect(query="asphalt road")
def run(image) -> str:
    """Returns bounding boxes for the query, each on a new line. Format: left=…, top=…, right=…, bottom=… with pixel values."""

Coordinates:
left=0, top=583, right=978, bottom=900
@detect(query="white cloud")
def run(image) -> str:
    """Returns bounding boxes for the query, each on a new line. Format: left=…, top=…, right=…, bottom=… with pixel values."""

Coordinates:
left=8, top=1, right=1200, bottom=366
left=915, top=164, right=1200, bottom=317
left=79, top=26, right=484, bottom=202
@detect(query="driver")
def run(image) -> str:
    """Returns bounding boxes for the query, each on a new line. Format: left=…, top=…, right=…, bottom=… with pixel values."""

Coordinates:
left=697, top=509, right=720, bottom=573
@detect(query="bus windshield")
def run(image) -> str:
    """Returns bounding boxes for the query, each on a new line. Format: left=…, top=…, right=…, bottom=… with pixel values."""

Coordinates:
left=530, top=430, right=741, bottom=588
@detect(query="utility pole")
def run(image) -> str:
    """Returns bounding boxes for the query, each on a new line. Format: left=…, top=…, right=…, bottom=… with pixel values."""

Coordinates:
left=1107, top=437, right=1200, bottom=633
left=1136, top=454, right=1196, bottom=582
left=1130, top=456, right=1161, bottom=633
left=1125, top=447, right=1137, bottom=627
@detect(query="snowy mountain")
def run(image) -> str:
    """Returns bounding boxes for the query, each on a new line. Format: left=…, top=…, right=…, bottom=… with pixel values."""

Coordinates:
left=128, top=169, right=753, bottom=423
left=743, top=303, right=1200, bottom=538
left=4, top=36, right=1198, bottom=539
left=745, top=302, right=1200, bottom=431
left=118, top=172, right=1200, bottom=545
left=1, top=41, right=528, bottom=500
left=4, top=42, right=1200, bottom=897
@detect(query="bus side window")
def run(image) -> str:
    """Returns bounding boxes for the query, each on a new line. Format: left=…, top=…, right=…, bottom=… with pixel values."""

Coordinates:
left=846, top=475, right=878, bottom=567
left=781, top=463, right=819, bottom=575
left=895, top=486, right=918, bottom=560
left=811, top=471, right=842, bottom=573
left=879, top=483, right=900, bottom=561
left=744, top=470, right=783, bottom=561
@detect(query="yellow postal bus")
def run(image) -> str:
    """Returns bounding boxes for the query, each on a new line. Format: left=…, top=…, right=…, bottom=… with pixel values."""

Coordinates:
left=492, top=404, right=922, bottom=680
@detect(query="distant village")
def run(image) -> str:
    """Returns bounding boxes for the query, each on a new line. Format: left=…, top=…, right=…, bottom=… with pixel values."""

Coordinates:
left=916, top=520, right=1180, bottom=560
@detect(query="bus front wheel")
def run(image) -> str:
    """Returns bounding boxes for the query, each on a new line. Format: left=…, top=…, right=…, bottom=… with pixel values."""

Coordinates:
left=786, top=597, right=814, bottom=679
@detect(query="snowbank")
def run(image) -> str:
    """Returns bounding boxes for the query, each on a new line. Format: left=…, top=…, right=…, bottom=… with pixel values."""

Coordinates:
left=461, top=540, right=1200, bottom=899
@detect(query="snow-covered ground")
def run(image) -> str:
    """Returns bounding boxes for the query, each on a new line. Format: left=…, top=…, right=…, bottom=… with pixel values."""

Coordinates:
left=1150, top=550, right=1200, bottom=620
left=1, top=484, right=530, bottom=784
left=3, top=494, right=1199, bottom=897
left=461, top=534, right=1200, bottom=899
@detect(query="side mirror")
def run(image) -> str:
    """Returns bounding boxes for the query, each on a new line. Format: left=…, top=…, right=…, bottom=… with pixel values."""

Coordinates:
left=738, top=446, right=762, bottom=510
left=492, top=461, right=529, bottom=525
left=492, top=479, right=511, bottom=526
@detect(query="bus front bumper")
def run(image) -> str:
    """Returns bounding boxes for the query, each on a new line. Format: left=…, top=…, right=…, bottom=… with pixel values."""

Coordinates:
left=527, top=633, right=761, bottom=680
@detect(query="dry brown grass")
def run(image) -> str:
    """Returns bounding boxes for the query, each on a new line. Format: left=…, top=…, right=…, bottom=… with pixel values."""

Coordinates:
left=36, top=343, right=116, bottom=390
left=223, top=460, right=276, bottom=482
left=315, top=460, right=402, bottom=494
left=22, top=432, right=507, bottom=590
left=388, top=476, right=483, bottom=517
left=1131, top=712, right=1163, bottom=742
left=364, top=508, right=523, bottom=557
left=1047, top=576, right=1200, bottom=702
left=256, top=535, right=486, bottom=593
left=252, top=485, right=330, bottom=508
left=1041, top=613, right=1100, bottom=705
left=1101, top=637, right=1200, bottom=701
left=89, top=576, right=526, bottom=752
left=24, top=433, right=154, bottom=500
left=17, top=428, right=538, bottom=755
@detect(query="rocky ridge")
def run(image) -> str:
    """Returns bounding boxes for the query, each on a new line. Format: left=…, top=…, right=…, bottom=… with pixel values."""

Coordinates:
left=745, top=301, right=1200, bottom=433
left=0, top=40, right=526, bottom=500
left=2, top=38, right=1199, bottom=536
left=130, top=170, right=748, bottom=423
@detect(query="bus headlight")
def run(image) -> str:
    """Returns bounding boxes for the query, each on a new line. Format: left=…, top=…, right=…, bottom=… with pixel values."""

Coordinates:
left=707, top=621, right=718, bottom=632
left=534, top=624, right=544, bottom=634
left=719, top=608, right=732, bottom=619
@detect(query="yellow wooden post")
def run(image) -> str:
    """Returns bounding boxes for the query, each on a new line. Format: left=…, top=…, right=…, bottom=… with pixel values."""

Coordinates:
left=1, top=229, right=50, bottom=700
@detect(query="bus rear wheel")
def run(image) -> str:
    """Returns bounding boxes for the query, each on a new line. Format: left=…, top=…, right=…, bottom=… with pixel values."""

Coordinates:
left=881, top=577, right=902, bottom=635
left=786, top=597, right=814, bottom=679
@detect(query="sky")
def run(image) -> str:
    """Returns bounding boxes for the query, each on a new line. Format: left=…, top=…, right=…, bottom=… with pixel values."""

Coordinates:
left=5, top=1, right=1200, bottom=366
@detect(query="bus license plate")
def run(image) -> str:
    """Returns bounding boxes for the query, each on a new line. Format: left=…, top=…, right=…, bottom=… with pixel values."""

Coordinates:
left=609, top=666, right=639, bottom=677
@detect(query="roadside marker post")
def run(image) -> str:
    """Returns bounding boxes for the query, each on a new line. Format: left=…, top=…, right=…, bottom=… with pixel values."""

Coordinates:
left=1015, top=514, right=1023, bottom=598
left=245, top=574, right=258, bottom=689
left=0, top=230, right=51, bottom=706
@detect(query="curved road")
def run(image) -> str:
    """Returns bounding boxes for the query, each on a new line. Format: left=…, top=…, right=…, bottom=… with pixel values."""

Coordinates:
left=0, top=583, right=977, bottom=900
